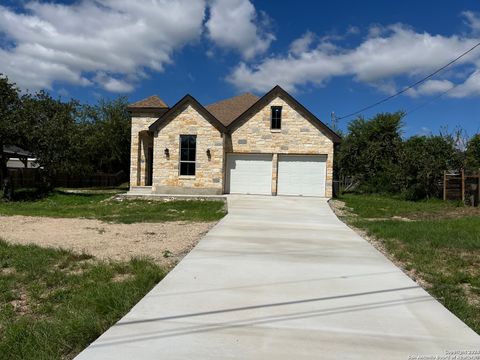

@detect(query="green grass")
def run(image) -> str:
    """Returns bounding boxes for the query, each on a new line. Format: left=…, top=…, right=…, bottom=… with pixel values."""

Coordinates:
left=0, top=190, right=226, bottom=223
left=339, top=193, right=480, bottom=334
left=0, top=240, right=165, bottom=359
left=339, top=193, right=463, bottom=219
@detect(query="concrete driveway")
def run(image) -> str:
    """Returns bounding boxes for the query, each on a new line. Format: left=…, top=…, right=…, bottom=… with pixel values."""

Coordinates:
left=76, top=195, right=480, bottom=359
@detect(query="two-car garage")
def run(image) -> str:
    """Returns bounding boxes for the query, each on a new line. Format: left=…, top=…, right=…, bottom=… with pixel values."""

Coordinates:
left=225, top=153, right=327, bottom=197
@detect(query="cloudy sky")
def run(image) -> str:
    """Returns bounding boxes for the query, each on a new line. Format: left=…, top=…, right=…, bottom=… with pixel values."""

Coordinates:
left=1, top=0, right=480, bottom=135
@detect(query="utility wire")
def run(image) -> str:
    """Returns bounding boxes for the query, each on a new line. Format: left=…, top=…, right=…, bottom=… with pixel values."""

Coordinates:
left=404, top=84, right=458, bottom=117
left=336, top=40, right=480, bottom=120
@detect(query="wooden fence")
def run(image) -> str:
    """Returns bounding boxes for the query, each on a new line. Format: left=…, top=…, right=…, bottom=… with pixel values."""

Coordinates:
left=7, top=168, right=127, bottom=189
left=443, top=169, right=480, bottom=206
left=333, top=176, right=357, bottom=196
left=7, top=168, right=41, bottom=188
left=52, top=171, right=127, bottom=188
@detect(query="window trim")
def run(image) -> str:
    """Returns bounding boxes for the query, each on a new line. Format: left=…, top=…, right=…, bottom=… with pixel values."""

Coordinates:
left=271, top=106, right=282, bottom=130
left=179, top=134, right=197, bottom=177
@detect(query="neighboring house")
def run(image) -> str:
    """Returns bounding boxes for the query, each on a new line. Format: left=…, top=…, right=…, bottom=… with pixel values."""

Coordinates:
left=4, top=145, right=39, bottom=169
left=127, top=85, right=341, bottom=198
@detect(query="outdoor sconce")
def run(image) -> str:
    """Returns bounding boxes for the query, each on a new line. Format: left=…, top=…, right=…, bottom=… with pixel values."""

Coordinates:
left=206, top=148, right=211, bottom=160
left=164, top=148, right=169, bottom=158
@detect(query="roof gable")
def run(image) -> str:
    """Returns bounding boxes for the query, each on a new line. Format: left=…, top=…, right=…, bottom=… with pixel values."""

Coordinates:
left=205, top=93, right=259, bottom=127
left=227, top=85, right=341, bottom=143
left=149, top=95, right=227, bottom=133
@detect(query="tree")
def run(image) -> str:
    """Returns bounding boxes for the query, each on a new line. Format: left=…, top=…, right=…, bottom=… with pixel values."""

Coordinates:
left=336, top=111, right=404, bottom=192
left=79, top=97, right=131, bottom=174
left=0, top=75, right=22, bottom=198
left=21, top=91, right=89, bottom=187
left=465, top=134, right=480, bottom=169
left=400, top=135, right=462, bottom=200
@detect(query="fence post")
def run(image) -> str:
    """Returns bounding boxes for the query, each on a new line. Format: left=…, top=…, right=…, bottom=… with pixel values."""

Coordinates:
left=461, top=169, right=465, bottom=203
left=478, top=169, right=480, bottom=207
left=443, top=170, right=447, bottom=201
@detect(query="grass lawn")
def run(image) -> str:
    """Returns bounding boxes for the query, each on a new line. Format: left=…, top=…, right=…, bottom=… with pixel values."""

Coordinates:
left=0, top=240, right=165, bottom=359
left=0, top=190, right=226, bottom=223
left=338, top=193, right=480, bottom=334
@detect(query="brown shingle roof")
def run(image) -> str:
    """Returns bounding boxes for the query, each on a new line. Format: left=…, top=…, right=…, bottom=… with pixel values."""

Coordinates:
left=128, top=95, right=168, bottom=108
left=205, top=93, right=259, bottom=127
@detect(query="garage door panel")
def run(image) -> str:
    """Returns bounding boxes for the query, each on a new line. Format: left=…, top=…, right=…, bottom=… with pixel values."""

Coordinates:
left=277, top=155, right=326, bottom=197
left=226, top=154, right=272, bottom=195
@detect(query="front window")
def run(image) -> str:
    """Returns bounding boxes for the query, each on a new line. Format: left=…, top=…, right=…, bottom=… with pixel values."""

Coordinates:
left=271, top=106, right=282, bottom=130
left=180, top=135, right=196, bottom=176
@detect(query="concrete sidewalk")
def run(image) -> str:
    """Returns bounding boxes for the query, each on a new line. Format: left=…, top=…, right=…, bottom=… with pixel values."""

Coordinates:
left=76, top=195, right=480, bottom=359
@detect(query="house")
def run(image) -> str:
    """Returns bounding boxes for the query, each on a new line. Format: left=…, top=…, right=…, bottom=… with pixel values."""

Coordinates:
left=127, top=85, right=341, bottom=198
left=4, top=145, right=39, bottom=169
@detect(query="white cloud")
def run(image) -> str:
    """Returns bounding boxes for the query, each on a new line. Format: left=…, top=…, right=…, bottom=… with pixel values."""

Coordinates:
left=406, top=79, right=454, bottom=97
left=93, top=72, right=135, bottom=93
left=289, top=31, right=315, bottom=56
left=228, top=15, right=480, bottom=98
left=0, top=0, right=207, bottom=92
left=450, top=70, right=480, bottom=98
left=205, top=0, right=275, bottom=59
left=462, top=11, right=480, bottom=34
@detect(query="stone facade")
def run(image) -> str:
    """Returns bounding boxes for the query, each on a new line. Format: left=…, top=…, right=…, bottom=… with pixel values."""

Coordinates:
left=129, top=116, right=156, bottom=187
left=228, top=96, right=334, bottom=197
left=152, top=105, right=224, bottom=195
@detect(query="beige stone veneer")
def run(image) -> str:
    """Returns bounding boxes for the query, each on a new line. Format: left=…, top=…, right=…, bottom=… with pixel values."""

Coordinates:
left=152, top=105, right=225, bottom=195
left=129, top=115, right=156, bottom=187
left=228, top=96, right=334, bottom=197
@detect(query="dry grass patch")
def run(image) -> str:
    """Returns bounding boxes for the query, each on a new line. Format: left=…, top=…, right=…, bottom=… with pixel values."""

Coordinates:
left=0, top=215, right=215, bottom=267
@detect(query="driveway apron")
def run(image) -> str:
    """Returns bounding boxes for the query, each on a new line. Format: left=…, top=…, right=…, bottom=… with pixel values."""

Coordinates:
left=75, top=195, right=480, bottom=359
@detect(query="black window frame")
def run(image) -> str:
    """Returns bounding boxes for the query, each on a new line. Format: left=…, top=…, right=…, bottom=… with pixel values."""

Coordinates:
left=179, top=135, right=197, bottom=176
left=271, top=106, right=282, bottom=130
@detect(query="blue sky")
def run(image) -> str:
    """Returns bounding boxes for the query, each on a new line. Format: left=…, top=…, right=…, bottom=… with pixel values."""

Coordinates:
left=1, top=0, right=480, bottom=136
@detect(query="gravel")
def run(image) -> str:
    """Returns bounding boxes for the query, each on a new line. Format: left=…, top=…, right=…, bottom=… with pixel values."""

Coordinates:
left=0, top=216, right=216, bottom=268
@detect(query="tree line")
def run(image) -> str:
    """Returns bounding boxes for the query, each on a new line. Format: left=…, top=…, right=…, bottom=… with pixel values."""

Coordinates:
left=0, top=75, right=130, bottom=198
left=336, top=111, right=480, bottom=200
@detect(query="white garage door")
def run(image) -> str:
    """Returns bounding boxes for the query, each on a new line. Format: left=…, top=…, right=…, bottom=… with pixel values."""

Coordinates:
left=277, top=155, right=327, bottom=197
left=226, top=154, right=272, bottom=195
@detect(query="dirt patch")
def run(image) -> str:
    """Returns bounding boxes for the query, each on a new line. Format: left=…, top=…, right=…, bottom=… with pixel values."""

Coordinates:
left=361, top=216, right=416, bottom=222
left=0, top=267, right=16, bottom=275
left=112, top=273, right=135, bottom=283
left=10, top=287, right=30, bottom=315
left=329, top=199, right=356, bottom=218
left=460, top=283, right=480, bottom=307
left=0, top=215, right=215, bottom=268
left=409, top=206, right=480, bottom=220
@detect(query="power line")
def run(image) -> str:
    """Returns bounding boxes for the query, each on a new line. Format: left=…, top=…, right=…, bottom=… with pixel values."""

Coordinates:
left=404, top=84, right=458, bottom=117
left=336, top=39, right=480, bottom=121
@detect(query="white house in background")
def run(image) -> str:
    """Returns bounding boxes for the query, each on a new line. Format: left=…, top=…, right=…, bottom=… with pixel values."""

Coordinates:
left=4, top=145, right=39, bottom=169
